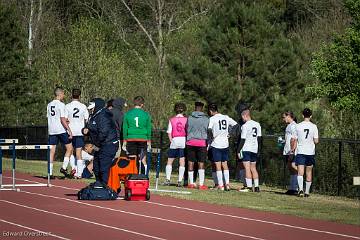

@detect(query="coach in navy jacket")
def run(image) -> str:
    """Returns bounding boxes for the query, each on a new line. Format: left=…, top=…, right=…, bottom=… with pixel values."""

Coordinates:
left=83, top=98, right=119, bottom=185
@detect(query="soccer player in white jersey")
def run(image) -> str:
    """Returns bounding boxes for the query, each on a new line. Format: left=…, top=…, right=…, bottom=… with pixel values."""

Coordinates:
left=237, top=109, right=262, bottom=192
left=47, top=87, right=73, bottom=178
left=282, top=111, right=298, bottom=195
left=292, top=108, right=319, bottom=197
left=208, top=103, right=238, bottom=191
left=64, top=89, right=89, bottom=178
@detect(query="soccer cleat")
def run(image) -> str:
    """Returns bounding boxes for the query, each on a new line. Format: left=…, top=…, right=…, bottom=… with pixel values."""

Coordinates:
left=198, top=185, right=208, bottom=190
left=162, top=179, right=171, bottom=186
left=304, top=193, right=310, bottom=198
left=187, top=183, right=197, bottom=189
left=225, top=184, right=231, bottom=191
left=254, top=187, right=260, bottom=192
left=239, top=187, right=252, bottom=192
left=70, top=169, right=76, bottom=177
left=177, top=181, right=182, bottom=187
left=298, top=190, right=304, bottom=197
left=217, top=185, right=225, bottom=191
left=60, top=168, right=69, bottom=177
left=285, top=190, right=297, bottom=195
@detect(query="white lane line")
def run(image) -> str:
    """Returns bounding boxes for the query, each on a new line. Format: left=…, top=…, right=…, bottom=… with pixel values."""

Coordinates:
left=0, top=200, right=166, bottom=240
left=7, top=177, right=360, bottom=240
left=144, top=202, right=360, bottom=239
left=13, top=190, right=265, bottom=240
left=0, top=219, right=71, bottom=240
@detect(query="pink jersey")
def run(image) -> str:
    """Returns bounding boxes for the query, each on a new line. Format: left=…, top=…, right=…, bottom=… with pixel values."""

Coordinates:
left=170, top=116, right=187, bottom=138
left=186, top=139, right=206, bottom=147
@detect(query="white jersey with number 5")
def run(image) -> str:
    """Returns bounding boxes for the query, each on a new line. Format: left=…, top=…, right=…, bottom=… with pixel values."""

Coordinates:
left=293, top=121, right=318, bottom=155
left=241, top=120, right=262, bottom=153
left=65, top=100, right=89, bottom=136
left=208, top=113, right=237, bottom=149
left=47, top=99, right=66, bottom=135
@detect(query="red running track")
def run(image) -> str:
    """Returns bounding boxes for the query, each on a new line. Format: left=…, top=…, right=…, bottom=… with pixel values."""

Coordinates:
left=0, top=172, right=359, bottom=240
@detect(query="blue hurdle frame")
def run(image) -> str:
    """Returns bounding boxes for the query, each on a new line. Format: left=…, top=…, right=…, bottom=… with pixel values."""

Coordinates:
left=0, top=139, right=51, bottom=191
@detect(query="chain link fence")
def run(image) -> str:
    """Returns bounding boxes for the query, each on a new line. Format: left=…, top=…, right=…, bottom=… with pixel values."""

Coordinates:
left=1, top=126, right=359, bottom=197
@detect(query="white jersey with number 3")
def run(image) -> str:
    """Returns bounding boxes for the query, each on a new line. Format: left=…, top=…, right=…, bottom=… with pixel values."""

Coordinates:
left=65, top=100, right=89, bottom=136
left=208, top=113, right=237, bottom=149
left=241, top=120, right=262, bottom=153
left=47, top=100, right=66, bottom=135
left=293, top=121, right=318, bottom=155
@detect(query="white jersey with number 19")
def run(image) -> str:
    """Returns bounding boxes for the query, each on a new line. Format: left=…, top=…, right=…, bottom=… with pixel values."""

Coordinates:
left=293, top=121, right=319, bottom=155
left=47, top=99, right=66, bottom=135
left=65, top=100, right=89, bottom=136
left=208, top=113, right=237, bottom=149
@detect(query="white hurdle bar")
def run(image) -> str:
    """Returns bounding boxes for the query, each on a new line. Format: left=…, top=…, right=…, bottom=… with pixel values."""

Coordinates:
left=0, top=143, right=51, bottom=191
left=0, top=139, right=19, bottom=144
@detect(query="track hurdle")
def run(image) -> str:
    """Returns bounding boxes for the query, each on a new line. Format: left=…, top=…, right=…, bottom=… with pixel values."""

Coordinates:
left=0, top=140, right=51, bottom=191
left=148, top=148, right=191, bottom=195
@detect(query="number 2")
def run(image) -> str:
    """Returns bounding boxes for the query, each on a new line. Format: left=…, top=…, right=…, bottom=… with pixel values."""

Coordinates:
left=73, top=108, right=80, bottom=118
left=134, top=117, right=139, bottom=127
left=304, top=129, right=309, bottom=139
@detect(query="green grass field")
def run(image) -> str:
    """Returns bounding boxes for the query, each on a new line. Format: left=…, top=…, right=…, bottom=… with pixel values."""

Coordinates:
left=2, top=158, right=359, bottom=225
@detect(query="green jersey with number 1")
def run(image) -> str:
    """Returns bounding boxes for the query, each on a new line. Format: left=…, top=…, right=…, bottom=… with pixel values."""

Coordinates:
left=123, top=108, right=152, bottom=141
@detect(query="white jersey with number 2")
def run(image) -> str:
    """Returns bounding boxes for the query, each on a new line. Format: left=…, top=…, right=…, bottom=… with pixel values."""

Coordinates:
left=241, top=120, right=262, bottom=153
left=208, top=113, right=237, bottom=149
left=293, top=121, right=319, bottom=155
left=47, top=99, right=66, bottom=135
left=65, top=100, right=89, bottom=136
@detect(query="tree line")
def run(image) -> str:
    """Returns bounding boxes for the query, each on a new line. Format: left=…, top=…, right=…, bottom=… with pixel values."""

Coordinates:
left=0, top=0, right=359, bottom=138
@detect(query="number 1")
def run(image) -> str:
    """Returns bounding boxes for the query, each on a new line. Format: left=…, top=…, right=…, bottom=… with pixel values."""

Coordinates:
left=134, top=117, right=139, bottom=127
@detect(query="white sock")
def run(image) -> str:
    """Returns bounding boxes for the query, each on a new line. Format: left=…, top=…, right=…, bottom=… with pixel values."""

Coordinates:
left=188, top=171, right=194, bottom=185
left=305, top=181, right=312, bottom=194
left=216, top=171, right=223, bottom=186
left=297, top=176, right=304, bottom=191
left=246, top=178, right=253, bottom=188
left=212, top=172, right=218, bottom=185
left=70, top=155, right=76, bottom=170
left=143, top=164, right=148, bottom=175
left=178, top=166, right=185, bottom=182
left=198, top=169, right=205, bottom=186
left=76, top=160, right=84, bottom=177
left=50, top=163, right=54, bottom=175
left=165, top=165, right=172, bottom=180
left=62, top=156, right=70, bottom=170
left=291, top=175, right=298, bottom=191
left=223, top=170, right=230, bottom=185
left=239, top=169, right=245, bottom=183
left=254, top=178, right=259, bottom=187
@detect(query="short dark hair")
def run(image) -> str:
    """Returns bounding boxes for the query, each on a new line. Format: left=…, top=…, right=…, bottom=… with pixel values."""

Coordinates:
left=195, top=101, right=204, bottom=107
left=72, top=88, right=81, bottom=99
left=283, top=111, right=295, bottom=120
left=208, top=103, right=218, bottom=113
left=174, top=102, right=186, bottom=114
left=133, top=96, right=145, bottom=106
left=54, top=86, right=64, bottom=96
left=302, top=108, right=312, bottom=118
left=107, top=99, right=114, bottom=108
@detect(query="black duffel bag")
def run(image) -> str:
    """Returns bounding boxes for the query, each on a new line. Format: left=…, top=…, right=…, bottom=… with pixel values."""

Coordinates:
left=78, top=182, right=118, bottom=200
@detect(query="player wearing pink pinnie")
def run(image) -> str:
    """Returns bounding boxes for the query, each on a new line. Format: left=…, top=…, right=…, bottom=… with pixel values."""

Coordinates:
left=163, top=103, right=187, bottom=187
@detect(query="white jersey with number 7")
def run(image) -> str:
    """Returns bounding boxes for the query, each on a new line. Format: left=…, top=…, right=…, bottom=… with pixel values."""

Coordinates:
left=293, top=121, right=318, bottom=155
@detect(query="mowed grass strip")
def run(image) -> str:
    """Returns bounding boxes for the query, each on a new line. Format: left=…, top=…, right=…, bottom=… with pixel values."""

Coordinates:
left=2, top=158, right=359, bottom=225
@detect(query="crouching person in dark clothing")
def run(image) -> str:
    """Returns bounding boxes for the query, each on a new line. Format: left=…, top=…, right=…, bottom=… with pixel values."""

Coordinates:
left=82, top=98, right=119, bottom=186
